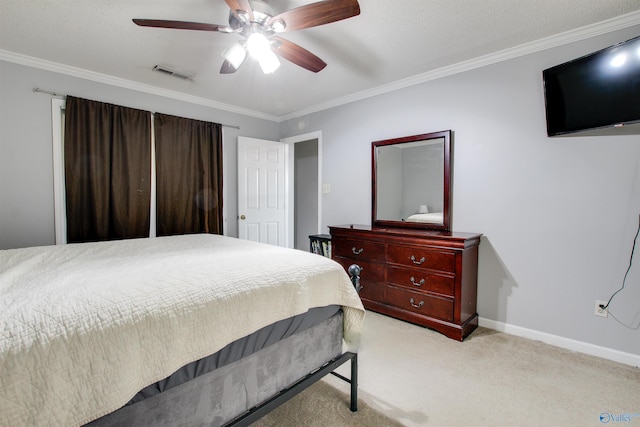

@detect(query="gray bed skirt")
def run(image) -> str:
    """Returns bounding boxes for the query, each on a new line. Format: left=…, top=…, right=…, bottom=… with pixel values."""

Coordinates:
left=86, top=309, right=346, bottom=427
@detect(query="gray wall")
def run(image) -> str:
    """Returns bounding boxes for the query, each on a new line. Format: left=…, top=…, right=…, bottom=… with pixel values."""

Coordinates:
left=280, top=25, right=640, bottom=357
left=294, top=139, right=318, bottom=251
left=0, top=61, right=279, bottom=249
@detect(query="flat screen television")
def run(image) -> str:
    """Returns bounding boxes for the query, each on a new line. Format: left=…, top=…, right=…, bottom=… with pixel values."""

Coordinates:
left=543, top=36, right=640, bottom=137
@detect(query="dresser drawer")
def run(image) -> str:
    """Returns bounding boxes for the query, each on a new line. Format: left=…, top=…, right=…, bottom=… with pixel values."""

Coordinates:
left=333, top=238, right=386, bottom=262
left=387, top=245, right=455, bottom=272
left=358, top=279, right=385, bottom=302
left=333, top=257, right=385, bottom=283
left=385, top=286, right=454, bottom=322
left=387, top=266, right=455, bottom=296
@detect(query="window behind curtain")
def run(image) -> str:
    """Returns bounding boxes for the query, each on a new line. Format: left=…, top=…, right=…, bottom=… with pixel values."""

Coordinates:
left=64, top=96, right=151, bottom=242
left=154, top=113, right=223, bottom=236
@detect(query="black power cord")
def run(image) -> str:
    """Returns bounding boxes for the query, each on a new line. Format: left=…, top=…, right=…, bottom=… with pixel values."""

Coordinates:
left=601, top=214, right=640, bottom=311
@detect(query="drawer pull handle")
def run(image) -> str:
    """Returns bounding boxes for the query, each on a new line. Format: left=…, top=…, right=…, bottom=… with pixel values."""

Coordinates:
left=410, top=277, right=425, bottom=287
left=409, top=298, right=424, bottom=308
left=352, top=247, right=364, bottom=255
left=410, top=255, right=426, bottom=265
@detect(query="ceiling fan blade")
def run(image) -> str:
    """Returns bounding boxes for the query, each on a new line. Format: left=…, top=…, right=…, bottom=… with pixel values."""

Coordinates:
left=268, top=0, right=360, bottom=32
left=225, top=0, right=254, bottom=22
left=220, top=60, right=238, bottom=74
left=133, top=19, right=230, bottom=32
left=271, top=36, right=326, bottom=73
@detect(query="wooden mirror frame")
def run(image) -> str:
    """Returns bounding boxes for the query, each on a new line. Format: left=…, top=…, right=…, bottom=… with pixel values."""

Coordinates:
left=371, top=130, right=452, bottom=231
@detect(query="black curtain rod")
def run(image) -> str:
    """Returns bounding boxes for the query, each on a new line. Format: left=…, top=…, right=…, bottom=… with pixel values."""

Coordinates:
left=32, top=87, right=241, bottom=130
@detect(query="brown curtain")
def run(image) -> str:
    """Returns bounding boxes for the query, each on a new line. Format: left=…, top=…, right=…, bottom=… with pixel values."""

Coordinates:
left=64, top=96, right=151, bottom=243
left=154, top=113, right=223, bottom=236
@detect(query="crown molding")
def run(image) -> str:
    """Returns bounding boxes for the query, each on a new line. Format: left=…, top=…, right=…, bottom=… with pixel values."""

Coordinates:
left=279, top=10, right=640, bottom=122
left=0, top=49, right=280, bottom=122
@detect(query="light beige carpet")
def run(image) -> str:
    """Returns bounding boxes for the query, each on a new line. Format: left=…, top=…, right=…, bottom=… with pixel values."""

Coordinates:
left=332, top=312, right=640, bottom=427
left=279, top=311, right=639, bottom=427
left=251, top=379, right=403, bottom=427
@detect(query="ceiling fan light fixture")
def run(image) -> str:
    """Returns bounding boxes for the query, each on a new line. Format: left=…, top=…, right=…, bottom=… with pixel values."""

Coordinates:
left=258, top=50, right=280, bottom=74
left=246, top=32, right=270, bottom=60
left=270, top=19, right=285, bottom=32
left=246, top=32, right=280, bottom=74
left=236, top=10, right=251, bottom=25
left=222, top=41, right=247, bottom=70
left=133, top=0, right=361, bottom=75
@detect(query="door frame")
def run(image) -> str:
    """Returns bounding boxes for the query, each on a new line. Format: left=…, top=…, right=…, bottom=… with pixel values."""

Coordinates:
left=280, top=131, right=323, bottom=249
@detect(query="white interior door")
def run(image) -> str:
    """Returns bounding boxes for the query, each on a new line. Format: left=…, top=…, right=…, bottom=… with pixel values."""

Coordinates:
left=237, top=137, right=288, bottom=246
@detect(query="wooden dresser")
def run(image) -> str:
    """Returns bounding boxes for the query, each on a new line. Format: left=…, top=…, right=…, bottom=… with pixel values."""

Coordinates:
left=329, top=224, right=481, bottom=341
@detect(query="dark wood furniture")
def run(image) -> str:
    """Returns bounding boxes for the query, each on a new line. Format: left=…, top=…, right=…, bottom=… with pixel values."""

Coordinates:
left=330, top=224, right=481, bottom=341
left=372, top=130, right=452, bottom=231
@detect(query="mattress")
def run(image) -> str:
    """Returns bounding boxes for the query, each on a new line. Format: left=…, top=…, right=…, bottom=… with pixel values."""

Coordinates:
left=0, top=234, right=365, bottom=426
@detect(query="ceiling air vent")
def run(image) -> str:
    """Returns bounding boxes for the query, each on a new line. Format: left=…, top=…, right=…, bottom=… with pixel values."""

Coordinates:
left=152, top=65, right=194, bottom=81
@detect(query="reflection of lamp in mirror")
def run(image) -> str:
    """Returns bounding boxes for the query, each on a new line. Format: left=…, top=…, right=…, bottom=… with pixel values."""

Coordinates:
left=418, top=204, right=428, bottom=214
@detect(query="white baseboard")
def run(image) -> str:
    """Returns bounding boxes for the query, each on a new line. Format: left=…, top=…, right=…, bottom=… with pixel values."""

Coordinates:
left=479, top=317, right=640, bottom=368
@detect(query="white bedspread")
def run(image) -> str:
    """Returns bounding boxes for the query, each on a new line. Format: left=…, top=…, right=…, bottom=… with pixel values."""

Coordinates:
left=0, top=234, right=365, bottom=426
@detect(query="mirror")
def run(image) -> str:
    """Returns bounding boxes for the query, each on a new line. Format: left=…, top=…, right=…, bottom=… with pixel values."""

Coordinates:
left=372, top=130, right=452, bottom=231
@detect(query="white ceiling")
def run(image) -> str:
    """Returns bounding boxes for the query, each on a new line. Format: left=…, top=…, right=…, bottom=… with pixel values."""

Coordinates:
left=1, top=1, right=639, bottom=119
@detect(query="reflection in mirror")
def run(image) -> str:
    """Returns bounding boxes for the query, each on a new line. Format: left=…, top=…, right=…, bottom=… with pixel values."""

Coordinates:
left=372, top=130, right=452, bottom=231
left=376, top=139, right=444, bottom=222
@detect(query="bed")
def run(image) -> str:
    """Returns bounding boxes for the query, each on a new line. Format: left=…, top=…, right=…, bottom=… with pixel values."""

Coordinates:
left=406, top=212, right=444, bottom=223
left=0, top=234, right=365, bottom=426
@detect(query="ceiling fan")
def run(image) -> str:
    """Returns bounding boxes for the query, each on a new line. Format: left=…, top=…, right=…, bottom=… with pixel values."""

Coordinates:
left=133, top=0, right=360, bottom=75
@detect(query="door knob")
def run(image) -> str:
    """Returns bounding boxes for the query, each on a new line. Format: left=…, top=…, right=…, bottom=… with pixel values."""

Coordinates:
left=240, top=215, right=246, bottom=220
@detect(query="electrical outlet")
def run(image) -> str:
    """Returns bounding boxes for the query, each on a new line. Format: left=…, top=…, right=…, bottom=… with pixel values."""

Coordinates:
left=595, top=300, right=608, bottom=318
